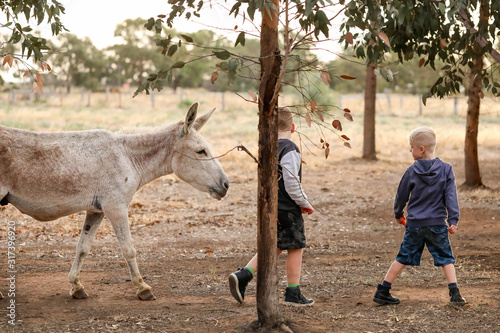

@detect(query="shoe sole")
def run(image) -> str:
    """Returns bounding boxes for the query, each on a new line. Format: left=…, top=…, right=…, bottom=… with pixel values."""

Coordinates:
left=283, top=300, right=315, bottom=307
left=373, top=297, right=400, bottom=305
left=228, top=273, right=243, bottom=303
left=450, top=298, right=466, bottom=307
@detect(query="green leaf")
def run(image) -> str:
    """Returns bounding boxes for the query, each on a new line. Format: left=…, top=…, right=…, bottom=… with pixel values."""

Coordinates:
left=235, top=31, right=245, bottom=47
left=145, top=18, right=155, bottom=30
left=167, top=45, right=178, bottom=57
left=180, top=34, right=193, bottom=42
left=213, top=50, right=231, bottom=60
left=171, top=61, right=185, bottom=69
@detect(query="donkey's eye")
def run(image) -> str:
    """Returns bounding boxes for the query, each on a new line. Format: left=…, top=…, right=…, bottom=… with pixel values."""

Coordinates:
left=196, top=149, right=207, bottom=156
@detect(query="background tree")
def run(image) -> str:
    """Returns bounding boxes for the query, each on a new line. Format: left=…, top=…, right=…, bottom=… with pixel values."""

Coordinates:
left=340, top=0, right=500, bottom=187
left=0, top=0, right=67, bottom=92
left=47, top=33, right=106, bottom=92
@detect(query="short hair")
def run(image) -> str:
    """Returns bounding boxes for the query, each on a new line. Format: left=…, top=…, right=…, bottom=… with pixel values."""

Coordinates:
left=278, top=107, right=293, bottom=131
left=409, top=126, right=437, bottom=152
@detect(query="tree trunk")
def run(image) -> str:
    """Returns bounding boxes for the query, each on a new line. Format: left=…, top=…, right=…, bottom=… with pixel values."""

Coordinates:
left=363, top=63, right=377, bottom=160
left=463, top=55, right=483, bottom=187
left=256, top=0, right=282, bottom=328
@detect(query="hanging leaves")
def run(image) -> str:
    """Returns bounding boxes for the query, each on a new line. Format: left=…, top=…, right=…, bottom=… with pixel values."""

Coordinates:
left=344, top=142, right=352, bottom=149
left=332, top=119, right=342, bottom=131
left=248, top=89, right=257, bottom=102
left=2, top=54, right=13, bottom=67
left=210, top=71, right=218, bottom=84
left=305, top=113, right=312, bottom=127
left=341, top=135, right=350, bottom=141
left=345, top=32, right=354, bottom=45
left=310, top=99, right=316, bottom=112
left=344, top=112, right=353, bottom=121
left=340, top=75, right=356, bottom=80
left=320, top=71, right=332, bottom=85
left=378, top=32, right=390, bottom=47
left=325, top=146, right=330, bottom=159
left=419, top=58, right=425, bottom=67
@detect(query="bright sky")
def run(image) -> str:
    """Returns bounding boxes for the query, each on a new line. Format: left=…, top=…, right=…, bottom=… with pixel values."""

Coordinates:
left=57, top=0, right=341, bottom=61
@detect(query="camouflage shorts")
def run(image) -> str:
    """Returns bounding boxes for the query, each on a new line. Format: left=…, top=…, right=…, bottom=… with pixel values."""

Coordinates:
left=277, top=209, right=306, bottom=250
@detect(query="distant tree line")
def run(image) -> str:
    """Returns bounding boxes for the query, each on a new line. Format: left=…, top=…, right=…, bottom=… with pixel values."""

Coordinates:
left=4, top=16, right=491, bottom=96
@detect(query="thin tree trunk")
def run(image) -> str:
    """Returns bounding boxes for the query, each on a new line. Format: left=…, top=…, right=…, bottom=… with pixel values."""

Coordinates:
left=464, top=54, right=483, bottom=187
left=363, top=63, right=377, bottom=160
left=257, top=0, right=282, bottom=327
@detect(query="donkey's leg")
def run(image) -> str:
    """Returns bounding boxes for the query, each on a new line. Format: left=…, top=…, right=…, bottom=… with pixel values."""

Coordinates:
left=106, top=207, right=156, bottom=301
left=68, top=211, right=104, bottom=299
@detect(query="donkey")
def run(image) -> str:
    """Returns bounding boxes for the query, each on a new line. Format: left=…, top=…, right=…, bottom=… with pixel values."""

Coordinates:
left=0, top=102, right=229, bottom=300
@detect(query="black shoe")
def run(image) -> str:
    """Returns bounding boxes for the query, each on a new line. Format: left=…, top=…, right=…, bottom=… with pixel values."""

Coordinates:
left=373, top=284, right=400, bottom=305
left=449, top=287, right=466, bottom=306
left=229, top=267, right=253, bottom=303
left=283, top=286, right=314, bottom=307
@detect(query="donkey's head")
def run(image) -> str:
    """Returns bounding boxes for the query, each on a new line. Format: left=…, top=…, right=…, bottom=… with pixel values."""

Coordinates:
left=171, top=102, right=229, bottom=200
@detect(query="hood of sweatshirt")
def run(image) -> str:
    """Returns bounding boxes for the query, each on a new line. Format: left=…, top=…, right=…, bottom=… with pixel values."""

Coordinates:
left=411, top=158, right=443, bottom=185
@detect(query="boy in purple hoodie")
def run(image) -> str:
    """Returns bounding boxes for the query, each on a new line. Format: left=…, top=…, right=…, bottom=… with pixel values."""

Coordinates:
left=373, top=127, right=466, bottom=307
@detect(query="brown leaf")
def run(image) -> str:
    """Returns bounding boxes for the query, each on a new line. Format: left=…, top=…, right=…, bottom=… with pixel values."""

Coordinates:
left=344, top=141, right=352, bottom=149
left=378, top=32, right=390, bottom=47
left=344, top=112, right=353, bottom=122
left=47, top=63, right=52, bottom=71
left=211, top=71, right=219, bottom=84
left=35, top=73, right=43, bottom=93
left=204, top=249, right=214, bottom=253
left=23, top=70, right=29, bottom=77
left=341, top=134, right=350, bottom=141
left=340, top=75, right=356, bottom=80
left=320, top=71, right=332, bottom=85
left=3, top=54, right=13, bottom=67
left=305, top=113, right=312, bottom=127
left=325, top=146, right=330, bottom=159
left=332, top=119, right=342, bottom=131
left=310, top=99, right=316, bottom=113
left=318, top=112, right=324, bottom=122
left=162, top=47, right=168, bottom=55
left=345, top=32, right=354, bottom=45
left=343, top=108, right=351, bottom=113
left=248, top=89, right=257, bottom=102
left=440, top=39, right=447, bottom=49
left=419, top=58, right=425, bottom=68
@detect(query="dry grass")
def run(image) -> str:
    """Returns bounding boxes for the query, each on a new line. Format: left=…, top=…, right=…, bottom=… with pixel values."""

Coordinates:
left=1, top=88, right=499, bottom=175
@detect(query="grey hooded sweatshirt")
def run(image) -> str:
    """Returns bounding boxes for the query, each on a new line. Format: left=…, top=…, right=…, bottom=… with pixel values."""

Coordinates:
left=394, top=158, right=459, bottom=227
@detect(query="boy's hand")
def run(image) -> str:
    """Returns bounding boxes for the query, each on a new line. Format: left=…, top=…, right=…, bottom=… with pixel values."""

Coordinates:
left=397, top=216, right=406, bottom=226
left=448, top=224, right=458, bottom=234
left=301, top=205, right=314, bottom=215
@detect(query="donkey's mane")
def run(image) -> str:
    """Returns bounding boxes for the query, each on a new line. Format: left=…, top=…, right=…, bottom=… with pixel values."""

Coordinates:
left=118, top=121, right=181, bottom=135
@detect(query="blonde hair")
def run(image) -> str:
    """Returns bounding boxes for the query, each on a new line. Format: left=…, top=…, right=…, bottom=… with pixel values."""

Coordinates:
left=278, top=107, right=293, bottom=131
left=409, top=127, right=437, bottom=153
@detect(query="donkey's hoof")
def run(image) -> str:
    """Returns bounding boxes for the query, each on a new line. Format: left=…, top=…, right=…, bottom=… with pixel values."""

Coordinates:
left=138, top=289, right=156, bottom=301
left=71, top=288, right=89, bottom=299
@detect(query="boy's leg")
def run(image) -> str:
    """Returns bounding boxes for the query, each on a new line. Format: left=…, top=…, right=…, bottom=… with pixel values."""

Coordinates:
left=285, top=248, right=302, bottom=285
left=442, top=263, right=466, bottom=306
left=229, top=250, right=283, bottom=303
left=283, top=248, right=314, bottom=306
left=373, top=261, right=405, bottom=305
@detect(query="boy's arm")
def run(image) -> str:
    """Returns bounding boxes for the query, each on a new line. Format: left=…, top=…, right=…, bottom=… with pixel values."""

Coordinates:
left=280, top=150, right=311, bottom=209
left=394, top=169, right=411, bottom=219
left=444, top=166, right=460, bottom=226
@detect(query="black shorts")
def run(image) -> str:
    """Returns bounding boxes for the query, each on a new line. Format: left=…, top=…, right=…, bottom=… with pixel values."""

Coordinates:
left=277, top=209, right=306, bottom=250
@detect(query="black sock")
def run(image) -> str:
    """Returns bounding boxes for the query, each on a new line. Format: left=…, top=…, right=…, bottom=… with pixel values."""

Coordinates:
left=448, top=282, right=457, bottom=289
left=382, top=280, right=392, bottom=288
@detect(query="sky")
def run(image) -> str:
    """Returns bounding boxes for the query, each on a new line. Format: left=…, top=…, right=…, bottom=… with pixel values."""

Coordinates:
left=56, top=0, right=341, bottom=61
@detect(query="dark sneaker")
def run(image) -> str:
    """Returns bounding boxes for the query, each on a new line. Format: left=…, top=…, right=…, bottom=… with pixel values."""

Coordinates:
left=283, top=286, right=314, bottom=307
left=373, top=284, right=400, bottom=305
left=449, top=287, right=466, bottom=306
left=229, top=268, right=253, bottom=303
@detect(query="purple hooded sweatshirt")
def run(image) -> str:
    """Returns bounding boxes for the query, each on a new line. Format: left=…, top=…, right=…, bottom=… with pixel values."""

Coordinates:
left=394, top=158, right=459, bottom=227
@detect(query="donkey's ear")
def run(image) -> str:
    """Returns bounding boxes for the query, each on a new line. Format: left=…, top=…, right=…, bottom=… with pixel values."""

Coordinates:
left=182, top=102, right=199, bottom=136
left=194, top=107, right=216, bottom=131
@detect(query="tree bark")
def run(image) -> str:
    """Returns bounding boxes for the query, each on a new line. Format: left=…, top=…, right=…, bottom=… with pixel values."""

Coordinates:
left=256, top=0, right=282, bottom=328
left=363, top=63, right=377, bottom=160
left=463, top=55, right=483, bottom=187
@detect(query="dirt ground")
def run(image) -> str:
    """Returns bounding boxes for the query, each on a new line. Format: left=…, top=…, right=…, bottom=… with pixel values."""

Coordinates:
left=0, top=148, right=499, bottom=332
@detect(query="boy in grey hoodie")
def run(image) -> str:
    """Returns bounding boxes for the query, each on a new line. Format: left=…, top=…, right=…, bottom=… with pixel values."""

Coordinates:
left=373, top=127, right=466, bottom=307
